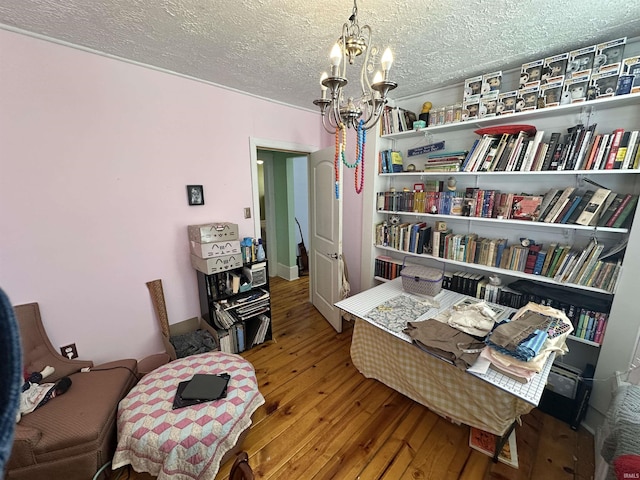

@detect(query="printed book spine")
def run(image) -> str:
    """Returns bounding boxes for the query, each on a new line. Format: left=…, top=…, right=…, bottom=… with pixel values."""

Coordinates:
left=605, top=194, right=632, bottom=227
left=612, top=195, right=639, bottom=228
left=604, top=128, right=625, bottom=169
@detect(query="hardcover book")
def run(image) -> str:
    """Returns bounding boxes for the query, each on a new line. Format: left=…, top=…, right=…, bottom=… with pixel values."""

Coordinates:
left=575, top=188, right=612, bottom=226
left=511, top=195, right=543, bottom=221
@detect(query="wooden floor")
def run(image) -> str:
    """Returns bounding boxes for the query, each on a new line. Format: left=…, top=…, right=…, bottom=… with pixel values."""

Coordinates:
left=112, top=275, right=594, bottom=480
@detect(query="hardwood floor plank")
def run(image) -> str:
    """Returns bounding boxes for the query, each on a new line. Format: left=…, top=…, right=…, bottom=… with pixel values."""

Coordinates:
left=530, top=413, right=579, bottom=479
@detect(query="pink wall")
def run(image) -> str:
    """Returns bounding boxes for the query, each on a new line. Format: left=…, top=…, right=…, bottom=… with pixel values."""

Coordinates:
left=0, top=29, right=336, bottom=363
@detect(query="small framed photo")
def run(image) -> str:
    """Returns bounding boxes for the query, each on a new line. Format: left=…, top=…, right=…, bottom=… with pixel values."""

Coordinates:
left=187, top=185, right=204, bottom=206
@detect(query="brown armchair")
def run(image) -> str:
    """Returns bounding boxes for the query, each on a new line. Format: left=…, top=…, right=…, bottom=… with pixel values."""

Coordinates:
left=6, top=302, right=138, bottom=480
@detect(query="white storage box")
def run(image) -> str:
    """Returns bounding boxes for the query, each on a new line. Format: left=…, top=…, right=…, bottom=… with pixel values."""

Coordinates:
left=189, top=240, right=241, bottom=259
left=400, top=260, right=444, bottom=297
left=190, top=253, right=243, bottom=275
left=188, top=222, right=239, bottom=243
left=251, top=262, right=267, bottom=287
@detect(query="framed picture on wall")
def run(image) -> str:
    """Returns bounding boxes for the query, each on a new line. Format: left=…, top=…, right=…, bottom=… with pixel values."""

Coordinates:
left=187, top=185, right=204, bottom=206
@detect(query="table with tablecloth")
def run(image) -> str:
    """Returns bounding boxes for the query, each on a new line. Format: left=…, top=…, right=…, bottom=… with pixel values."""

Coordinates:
left=336, top=278, right=554, bottom=437
left=112, top=351, right=264, bottom=480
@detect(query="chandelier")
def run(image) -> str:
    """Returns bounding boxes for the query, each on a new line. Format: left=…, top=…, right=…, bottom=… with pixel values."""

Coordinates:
left=313, top=0, right=397, bottom=197
left=313, top=0, right=397, bottom=133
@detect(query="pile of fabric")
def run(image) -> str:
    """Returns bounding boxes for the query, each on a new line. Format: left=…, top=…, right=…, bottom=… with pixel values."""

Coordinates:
left=404, top=300, right=573, bottom=380
left=482, top=302, right=573, bottom=382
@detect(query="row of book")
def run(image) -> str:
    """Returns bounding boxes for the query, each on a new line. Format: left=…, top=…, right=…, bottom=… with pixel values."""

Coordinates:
left=540, top=187, right=638, bottom=228
left=377, top=223, right=623, bottom=292
left=375, top=222, right=431, bottom=254
left=374, top=255, right=403, bottom=280
left=216, top=314, right=270, bottom=354
left=376, top=186, right=637, bottom=229
left=462, top=126, right=640, bottom=173
left=380, top=106, right=417, bottom=136
left=444, top=271, right=610, bottom=344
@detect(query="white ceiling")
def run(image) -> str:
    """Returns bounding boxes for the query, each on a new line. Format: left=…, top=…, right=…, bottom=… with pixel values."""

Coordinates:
left=2, top=0, right=640, bottom=111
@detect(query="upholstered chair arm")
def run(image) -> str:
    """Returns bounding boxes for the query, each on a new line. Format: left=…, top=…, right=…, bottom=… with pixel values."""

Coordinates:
left=6, top=425, right=42, bottom=469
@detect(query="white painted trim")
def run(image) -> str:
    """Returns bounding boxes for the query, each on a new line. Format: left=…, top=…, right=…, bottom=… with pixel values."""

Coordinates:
left=277, top=263, right=299, bottom=281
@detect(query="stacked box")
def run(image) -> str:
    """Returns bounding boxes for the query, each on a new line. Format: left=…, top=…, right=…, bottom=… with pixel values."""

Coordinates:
left=561, top=73, right=591, bottom=104
left=188, top=222, right=239, bottom=243
left=593, top=37, right=626, bottom=75
left=520, top=59, right=544, bottom=89
left=479, top=91, right=499, bottom=118
left=542, top=53, right=569, bottom=85
left=482, top=71, right=502, bottom=95
left=516, top=84, right=540, bottom=112
left=539, top=78, right=564, bottom=108
left=620, top=56, right=640, bottom=94
left=463, top=75, right=483, bottom=100
left=189, top=240, right=241, bottom=258
left=589, top=70, right=620, bottom=99
left=566, top=45, right=597, bottom=78
left=190, top=254, right=243, bottom=275
left=188, top=222, right=241, bottom=274
left=497, top=90, right=517, bottom=115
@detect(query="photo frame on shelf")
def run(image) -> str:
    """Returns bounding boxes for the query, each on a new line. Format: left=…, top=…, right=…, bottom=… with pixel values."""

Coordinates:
left=187, top=185, right=205, bottom=206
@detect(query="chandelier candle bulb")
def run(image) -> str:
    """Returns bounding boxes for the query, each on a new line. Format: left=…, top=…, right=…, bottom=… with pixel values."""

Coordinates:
left=330, top=43, right=342, bottom=75
left=381, top=48, right=394, bottom=78
left=320, top=72, right=328, bottom=99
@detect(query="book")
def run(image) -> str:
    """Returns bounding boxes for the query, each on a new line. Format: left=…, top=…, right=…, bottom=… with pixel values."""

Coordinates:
left=559, top=194, right=583, bottom=224
left=469, top=427, right=518, bottom=468
left=544, top=187, right=575, bottom=223
left=613, top=131, right=631, bottom=169
left=598, top=193, right=626, bottom=227
left=603, top=193, right=632, bottom=227
left=611, top=195, right=638, bottom=228
left=541, top=132, right=561, bottom=170
left=575, top=188, right=612, bottom=225
left=604, top=128, right=625, bottom=169
left=567, top=189, right=594, bottom=224
left=511, top=195, right=543, bottom=221
left=622, top=131, right=639, bottom=169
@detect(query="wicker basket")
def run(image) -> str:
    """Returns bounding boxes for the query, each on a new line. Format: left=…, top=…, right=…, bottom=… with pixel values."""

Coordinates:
left=400, top=259, right=444, bottom=297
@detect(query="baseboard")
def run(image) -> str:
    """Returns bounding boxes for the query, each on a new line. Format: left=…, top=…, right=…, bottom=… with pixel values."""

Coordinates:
left=276, top=263, right=299, bottom=281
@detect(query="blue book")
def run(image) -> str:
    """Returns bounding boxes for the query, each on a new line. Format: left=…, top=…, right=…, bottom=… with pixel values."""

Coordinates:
left=461, top=139, right=480, bottom=171
left=533, top=250, right=547, bottom=275
left=560, top=195, right=582, bottom=224
left=494, top=240, right=506, bottom=268
left=584, top=313, right=596, bottom=341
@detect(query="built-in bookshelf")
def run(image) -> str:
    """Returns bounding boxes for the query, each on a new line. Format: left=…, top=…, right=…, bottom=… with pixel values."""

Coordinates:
left=361, top=85, right=640, bottom=404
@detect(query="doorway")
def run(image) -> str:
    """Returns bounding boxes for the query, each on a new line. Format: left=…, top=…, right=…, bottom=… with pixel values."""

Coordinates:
left=249, top=138, right=315, bottom=282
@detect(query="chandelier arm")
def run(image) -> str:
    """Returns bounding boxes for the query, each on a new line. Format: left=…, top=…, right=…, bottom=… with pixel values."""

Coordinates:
left=320, top=114, right=338, bottom=135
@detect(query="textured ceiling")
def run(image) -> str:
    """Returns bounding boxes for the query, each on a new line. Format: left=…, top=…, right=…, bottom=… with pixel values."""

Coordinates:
left=2, top=0, right=640, bottom=111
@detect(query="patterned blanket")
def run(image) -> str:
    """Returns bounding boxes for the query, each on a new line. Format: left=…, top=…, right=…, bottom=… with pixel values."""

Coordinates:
left=113, top=351, right=264, bottom=479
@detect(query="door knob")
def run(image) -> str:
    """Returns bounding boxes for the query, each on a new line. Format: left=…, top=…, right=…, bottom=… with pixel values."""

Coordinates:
left=326, top=253, right=338, bottom=259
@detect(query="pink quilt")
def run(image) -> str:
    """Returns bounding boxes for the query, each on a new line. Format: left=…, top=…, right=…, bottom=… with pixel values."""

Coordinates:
left=112, top=351, right=264, bottom=479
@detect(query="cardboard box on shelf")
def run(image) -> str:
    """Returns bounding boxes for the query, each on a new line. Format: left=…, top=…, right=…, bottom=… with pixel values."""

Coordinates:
left=188, top=222, right=239, bottom=243
left=190, top=253, right=243, bottom=274
left=189, top=239, right=241, bottom=259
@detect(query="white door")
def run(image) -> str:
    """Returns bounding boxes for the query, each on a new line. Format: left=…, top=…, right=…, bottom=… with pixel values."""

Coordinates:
left=309, top=146, right=343, bottom=333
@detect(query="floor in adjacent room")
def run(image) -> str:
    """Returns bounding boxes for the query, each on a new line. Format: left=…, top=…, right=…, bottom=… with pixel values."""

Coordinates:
left=111, top=275, right=594, bottom=480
